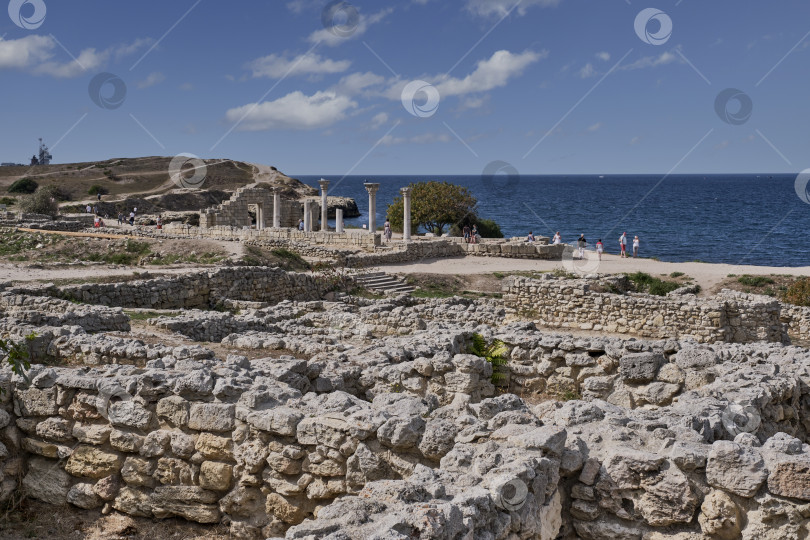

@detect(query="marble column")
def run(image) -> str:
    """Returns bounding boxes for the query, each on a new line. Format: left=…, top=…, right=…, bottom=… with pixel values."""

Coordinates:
left=318, top=179, right=330, bottom=232
left=400, top=187, right=412, bottom=241
left=364, top=182, right=380, bottom=234
left=303, top=200, right=312, bottom=232
left=272, top=189, right=281, bottom=228
left=336, top=209, right=344, bottom=233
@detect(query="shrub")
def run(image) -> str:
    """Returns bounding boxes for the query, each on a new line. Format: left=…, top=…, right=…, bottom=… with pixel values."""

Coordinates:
left=626, top=272, right=680, bottom=296
left=670, top=271, right=685, bottom=278
left=18, top=189, right=59, bottom=217
left=88, top=185, right=109, bottom=196
left=737, top=275, right=774, bottom=287
left=0, top=197, right=15, bottom=206
left=784, top=278, right=810, bottom=307
left=8, top=177, right=38, bottom=194
left=469, top=333, right=509, bottom=387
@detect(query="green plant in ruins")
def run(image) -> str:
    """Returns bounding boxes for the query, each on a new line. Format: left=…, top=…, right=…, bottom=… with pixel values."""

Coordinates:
left=469, top=333, right=509, bottom=387
left=0, top=333, right=35, bottom=389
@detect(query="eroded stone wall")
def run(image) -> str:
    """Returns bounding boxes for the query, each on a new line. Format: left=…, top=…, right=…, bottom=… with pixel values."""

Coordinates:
left=503, top=275, right=788, bottom=344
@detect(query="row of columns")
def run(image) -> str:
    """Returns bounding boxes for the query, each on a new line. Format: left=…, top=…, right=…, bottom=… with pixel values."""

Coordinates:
left=268, top=181, right=412, bottom=241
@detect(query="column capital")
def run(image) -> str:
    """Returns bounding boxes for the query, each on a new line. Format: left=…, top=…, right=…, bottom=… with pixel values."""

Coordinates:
left=318, top=178, right=330, bottom=190
left=363, top=182, right=380, bottom=194
left=400, top=186, right=411, bottom=196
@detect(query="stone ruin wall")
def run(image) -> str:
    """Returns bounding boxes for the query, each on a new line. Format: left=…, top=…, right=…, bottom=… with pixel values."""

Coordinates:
left=200, top=185, right=314, bottom=229
left=29, top=267, right=322, bottom=310
left=503, top=275, right=792, bottom=344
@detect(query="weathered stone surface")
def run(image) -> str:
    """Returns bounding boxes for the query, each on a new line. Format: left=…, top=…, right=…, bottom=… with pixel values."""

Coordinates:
left=698, top=489, right=741, bottom=540
left=156, top=395, right=189, bottom=427
left=65, top=446, right=123, bottom=479
left=22, top=457, right=70, bottom=505
left=195, top=432, right=234, bottom=460
left=67, top=482, right=102, bottom=509
left=767, top=459, right=810, bottom=501
left=188, top=403, right=235, bottom=432
left=706, top=441, right=767, bottom=498
left=199, top=461, right=233, bottom=491
left=619, top=352, right=664, bottom=383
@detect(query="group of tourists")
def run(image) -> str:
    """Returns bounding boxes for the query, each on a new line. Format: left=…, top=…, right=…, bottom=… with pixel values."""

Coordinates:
left=548, top=231, right=640, bottom=260
left=116, top=208, right=137, bottom=226
left=462, top=224, right=479, bottom=244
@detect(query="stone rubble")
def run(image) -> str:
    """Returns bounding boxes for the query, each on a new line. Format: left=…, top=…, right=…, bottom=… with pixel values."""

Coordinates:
left=2, top=268, right=810, bottom=539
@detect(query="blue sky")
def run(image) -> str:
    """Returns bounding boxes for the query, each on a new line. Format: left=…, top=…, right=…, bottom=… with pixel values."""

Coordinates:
left=1, top=0, right=809, bottom=175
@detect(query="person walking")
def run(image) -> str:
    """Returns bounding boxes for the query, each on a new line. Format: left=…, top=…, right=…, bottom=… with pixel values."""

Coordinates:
left=156, top=215, right=163, bottom=230
left=471, top=225, right=479, bottom=244
left=633, top=235, right=640, bottom=258
left=117, top=212, right=123, bottom=225
left=596, top=239, right=604, bottom=261
left=463, top=224, right=471, bottom=243
left=619, top=232, right=627, bottom=258
left=129, top=211, right=135, bottom=226
left=577, top=234, right=587, bottom=259
left=552, top=231, right=561, bottom=245
left=298, top=218, right=304, bottom=231
left=97, top=193, right=101, bottom=202
left=383, top=220, right=392, bottom=242
left=85, top=204, right=91, bottom=214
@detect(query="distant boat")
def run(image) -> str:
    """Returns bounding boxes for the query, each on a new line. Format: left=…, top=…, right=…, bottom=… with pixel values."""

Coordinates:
left=599, top=175, right=605, bottom=179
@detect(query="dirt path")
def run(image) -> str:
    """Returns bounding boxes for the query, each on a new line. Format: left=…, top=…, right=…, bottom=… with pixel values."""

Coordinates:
left=376, top=251, right=810, bottom=294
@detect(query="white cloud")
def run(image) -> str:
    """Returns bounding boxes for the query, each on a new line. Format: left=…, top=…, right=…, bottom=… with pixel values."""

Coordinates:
left=225, top=90, right=357, bottom=131
left=459, top=95, right=488, bottom=110
left=114, top=38, right=154, bottom=61
left=248, top=52, right=350, bottom=79
left=332, top=71, right=386, bottom=96
left=465, top=0, right=560, bottom=18
left=586, top=122, right=601, bottom=132
left=137, top=71, right=165, bottom=89
left=370, top=112, right=389, bottom=129
left=380, top=132, right=451, bottom=146
left=430, top=49, right=546, bottom=97
left=34, top=47, right=108, bottom=78
left=620, top=51, right=679, bottom=71
left=0, top=35, right=53, bottom=70
left=308, top=8, right=393, bottom=47
left=595, top=51, right=611, bottom=62
left=0, top=35, right=151, bottom=78
left=578, top=63, right=596, bottom=78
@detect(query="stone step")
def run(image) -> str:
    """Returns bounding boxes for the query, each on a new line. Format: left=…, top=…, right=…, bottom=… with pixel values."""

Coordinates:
left=354, top=271, right=415, bottom=294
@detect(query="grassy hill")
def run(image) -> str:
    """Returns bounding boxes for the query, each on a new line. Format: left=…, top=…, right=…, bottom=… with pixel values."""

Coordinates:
left=0, top=157, right=259, bottom=201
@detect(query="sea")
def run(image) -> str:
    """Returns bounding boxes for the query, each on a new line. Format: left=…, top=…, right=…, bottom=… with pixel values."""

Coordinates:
left=297, top=174, right=810, bottom=268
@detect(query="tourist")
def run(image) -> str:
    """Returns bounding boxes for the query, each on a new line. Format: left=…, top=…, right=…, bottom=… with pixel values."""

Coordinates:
left=383, top=220, right=392, bottom=242
left=117, top=212, right=123, bottom=225
left=596, top=239, right=603, bottom=261
left=471, top=225, right=479, bottom=244
left=97, top=193, right=101, bottom=202
left=526, top=231, right=535, bottom=243
left=129, top=211, right=135, bottom=226
left=85, top=204, right=91, bottom=214
left=298, top=218, right=304, bottom=231
left=619, top=232, right=627, bottom=258
left=577, top=234, right=587, bottom=259
left=156, top=215, right=163, bottom=230
left=93, top=205, right=98, bottom=215
left=463, top=224, right=471, bottom=243
left=133, top=207, right=138, bottom=215
left=633, top=235, right=640, bottom=258
left=552, top=231, right=561, bottom=245
left=93, top=215, right=100, bottom=228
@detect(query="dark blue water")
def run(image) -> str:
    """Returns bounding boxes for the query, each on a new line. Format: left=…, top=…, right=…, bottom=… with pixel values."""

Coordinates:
left=296, top=175, right=810, bottom=267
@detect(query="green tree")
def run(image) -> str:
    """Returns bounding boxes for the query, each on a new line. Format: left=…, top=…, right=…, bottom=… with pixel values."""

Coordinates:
left=19, top=186, right=60, bottom=216
left=387, top=181, right=478, bottom=236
